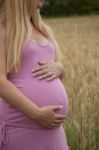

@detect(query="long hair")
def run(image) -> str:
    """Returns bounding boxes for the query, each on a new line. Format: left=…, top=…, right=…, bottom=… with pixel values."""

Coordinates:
left=0, top=0, right=63, bottom=74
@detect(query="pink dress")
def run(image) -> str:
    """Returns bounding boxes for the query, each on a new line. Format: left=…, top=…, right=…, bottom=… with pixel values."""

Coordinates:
left=0, top=39, right=70, bottom=150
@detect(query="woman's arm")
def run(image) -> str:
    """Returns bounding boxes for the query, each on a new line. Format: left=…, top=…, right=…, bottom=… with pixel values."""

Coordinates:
left=58, top=62, right=66, bottom=81
left=0, top=27, right=40, bottom=120
left=31, top=60, right=66, bottom=81
left=0, top=26, right=66, bottom=129
left=0, top=77, right=40, bottom=120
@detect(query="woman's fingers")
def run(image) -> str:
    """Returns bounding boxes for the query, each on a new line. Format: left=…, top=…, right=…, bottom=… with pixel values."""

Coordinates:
left=54, top=119, right=64, bottom=124
left=32, top=69, right=48, bottom=76
left=46, top=74, right=57, bottom=81
left=51, top=122, right=64, bottom=128
left=55, top=114, right=66, bottom=120
left=38, top=72, right=52, bottom=79
left=45, top=121, right=65, bottom=128
left=32, top=61, right=63, bottom=80
left=32, top=68, right=56, bottom=80
left=32, top=65, right=48, bottom=73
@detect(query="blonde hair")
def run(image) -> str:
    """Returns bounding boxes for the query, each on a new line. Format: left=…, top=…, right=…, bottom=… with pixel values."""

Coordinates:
left=0, top=0, right=63, bottom=74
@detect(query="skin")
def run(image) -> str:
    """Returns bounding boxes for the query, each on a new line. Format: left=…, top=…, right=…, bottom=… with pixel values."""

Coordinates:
left=0, top=0, right=65, bottom=131
left=31, top=0, right=65, bottom=127
left=32, top=61, right=65, bottom=81
left=31, top=0, right=65, bottom=82
left=37, top=0, right=44, bottom=9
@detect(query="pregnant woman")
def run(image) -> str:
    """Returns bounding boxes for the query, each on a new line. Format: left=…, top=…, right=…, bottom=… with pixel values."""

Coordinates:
left=0, top=0, right=69, bottom=150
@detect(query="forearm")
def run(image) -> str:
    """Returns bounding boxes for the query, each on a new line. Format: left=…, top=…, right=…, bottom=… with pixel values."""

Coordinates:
left=0, top=77, right=40, bottom=120
left=57, top=62, right=65, bottom=80
left=59, top=69, right=65, bottom=80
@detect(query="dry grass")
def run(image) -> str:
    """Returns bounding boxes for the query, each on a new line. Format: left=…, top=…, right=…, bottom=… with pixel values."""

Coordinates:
left=45, top=15, right=99, bottom=150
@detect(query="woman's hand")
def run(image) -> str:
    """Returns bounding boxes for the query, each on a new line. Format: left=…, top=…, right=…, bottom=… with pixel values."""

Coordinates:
left=31, top=61, right=65, bottom=81
left=34, top=105, right=66, bottom=129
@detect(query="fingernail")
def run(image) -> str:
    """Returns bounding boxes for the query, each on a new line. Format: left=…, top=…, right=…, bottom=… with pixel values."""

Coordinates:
left=59, top=105, right=63, bottom=108
left=33, top=73, right=36, bottom=76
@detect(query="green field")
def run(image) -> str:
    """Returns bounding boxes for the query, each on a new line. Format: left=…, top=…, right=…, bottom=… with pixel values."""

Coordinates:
left=46, top=15, right=99, bottom=150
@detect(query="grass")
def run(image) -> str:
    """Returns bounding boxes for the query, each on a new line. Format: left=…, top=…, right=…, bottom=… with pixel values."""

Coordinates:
left=45, top=15, right=99, bottom=150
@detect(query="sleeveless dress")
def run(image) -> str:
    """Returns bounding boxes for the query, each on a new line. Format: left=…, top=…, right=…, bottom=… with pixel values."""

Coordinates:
left=0, top=39, right=70, bottom=150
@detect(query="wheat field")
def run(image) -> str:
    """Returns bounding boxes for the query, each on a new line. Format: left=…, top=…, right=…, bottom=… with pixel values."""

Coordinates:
left=45, top=15, right=99, bottom=150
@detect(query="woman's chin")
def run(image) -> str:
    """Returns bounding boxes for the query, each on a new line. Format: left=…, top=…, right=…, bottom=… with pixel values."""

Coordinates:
left=37, top=3, right=43, bottom=9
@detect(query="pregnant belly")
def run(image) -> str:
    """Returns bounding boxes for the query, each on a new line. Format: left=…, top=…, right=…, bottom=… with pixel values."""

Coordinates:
left=0, top=78, right=69, bottom=129
left=15, top=78, right=69, bottom=116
